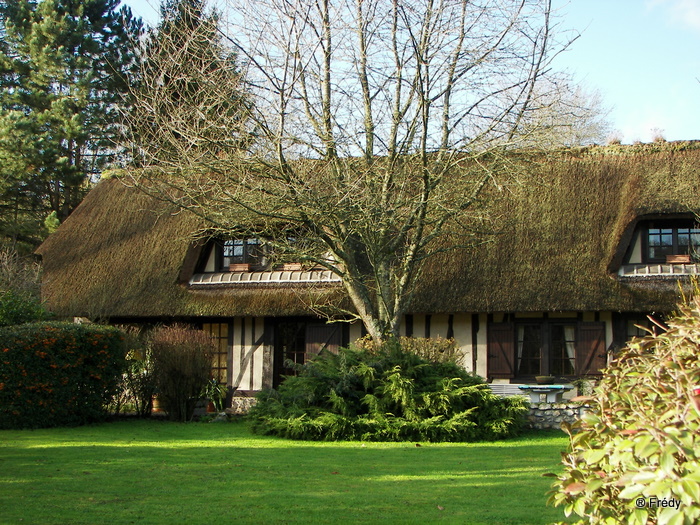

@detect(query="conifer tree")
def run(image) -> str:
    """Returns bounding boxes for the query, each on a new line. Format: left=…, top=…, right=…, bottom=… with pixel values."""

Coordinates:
left=0, top=0, right=141, bottom=251
left=124, top=0, right=252, bottom=169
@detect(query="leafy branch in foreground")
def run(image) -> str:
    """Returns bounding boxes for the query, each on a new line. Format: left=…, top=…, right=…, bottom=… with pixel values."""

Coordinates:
left=547, top=298, right=700, bottom=524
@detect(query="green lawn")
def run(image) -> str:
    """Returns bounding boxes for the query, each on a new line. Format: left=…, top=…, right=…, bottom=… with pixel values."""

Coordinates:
left=0, top=419, right=571, bottom=525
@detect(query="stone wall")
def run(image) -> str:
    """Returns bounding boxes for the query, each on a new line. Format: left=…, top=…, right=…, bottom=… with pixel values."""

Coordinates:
left=227, top=396, right=258, bottom=415
left=527, top=402, right=589, bottom=430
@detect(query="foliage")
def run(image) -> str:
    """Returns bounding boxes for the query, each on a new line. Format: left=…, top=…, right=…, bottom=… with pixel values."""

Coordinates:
left=111, top=327, right=155, bottom=417
left=0, top=290, right=47, bottom=327
left=123, top=0, right=251, bottom=168
left=0, top=248, right=42, bottom=297
left=149, top=324, right=215, bottom=422
left=547, top=298, right=700, bottom=524
left=0, top=322, right=127, bottom=429
left=249, top=340, right=527, bottom=441
left=354, top=335, right=465, bottom=366
left=202, top=378, right=228, bottom=412
left=0, top=0, right=142, bottom=249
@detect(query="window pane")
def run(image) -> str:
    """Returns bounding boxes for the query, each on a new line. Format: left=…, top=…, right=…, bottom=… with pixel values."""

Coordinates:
left=517, top=325, right=541, bottom=375
left=648, top=228, right=673, bottom=259
left=550, top=325, right=575, bottom=375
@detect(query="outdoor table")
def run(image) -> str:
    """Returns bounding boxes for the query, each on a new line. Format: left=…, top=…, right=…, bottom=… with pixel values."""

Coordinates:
left=517, top=384, right=573, bottom=403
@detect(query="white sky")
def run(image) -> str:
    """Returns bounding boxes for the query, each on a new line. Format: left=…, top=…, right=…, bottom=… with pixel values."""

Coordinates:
left=121, top=0, right=700, bottom=144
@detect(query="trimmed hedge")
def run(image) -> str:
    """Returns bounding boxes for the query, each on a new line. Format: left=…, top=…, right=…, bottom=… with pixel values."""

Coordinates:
left=0, top=322, right=127, bottom=429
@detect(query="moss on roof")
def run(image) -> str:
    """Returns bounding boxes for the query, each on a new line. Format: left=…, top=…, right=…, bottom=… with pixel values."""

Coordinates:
left=37, top=142, right=700, bottom=318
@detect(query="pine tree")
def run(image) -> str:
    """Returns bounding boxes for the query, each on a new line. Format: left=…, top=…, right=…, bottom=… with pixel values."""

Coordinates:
left=125, top=0, right=252, bottom=169
left=0, top=0, right=142, bottom=251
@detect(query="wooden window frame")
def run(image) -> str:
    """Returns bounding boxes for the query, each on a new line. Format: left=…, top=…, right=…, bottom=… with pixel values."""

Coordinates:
left=642, top=220, right=700, bottom=263
left=488, top=321, right=606, bottom=380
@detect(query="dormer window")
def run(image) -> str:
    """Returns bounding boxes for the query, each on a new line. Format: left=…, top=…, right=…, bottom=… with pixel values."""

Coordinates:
left=223, top=238, right=265, bottom=266
left=645, top=220, right=700, bottom=263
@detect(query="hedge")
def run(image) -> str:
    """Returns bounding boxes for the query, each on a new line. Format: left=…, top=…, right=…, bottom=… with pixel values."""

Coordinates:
left=0, top=322, right=127, bottom=429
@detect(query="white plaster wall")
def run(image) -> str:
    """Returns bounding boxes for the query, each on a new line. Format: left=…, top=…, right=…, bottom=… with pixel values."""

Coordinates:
left=475, top=313, right=488, bottom=378
left=348, top=321, right=363, bottom=344
left=452, top=313, right=472, bottom=373
left=231, top=317, right=266, bottom=391
left=628, top=230, right=642, bottom=264
left=252, top=317, right=265, bottom=390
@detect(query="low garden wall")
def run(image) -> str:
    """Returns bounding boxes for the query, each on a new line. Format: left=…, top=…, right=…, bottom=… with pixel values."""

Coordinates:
left=526, top=402, right=589, bottom=430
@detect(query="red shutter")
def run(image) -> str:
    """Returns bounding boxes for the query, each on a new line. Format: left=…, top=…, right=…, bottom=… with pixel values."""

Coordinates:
left=305, top=323, right=342, bottom=358
left=487, top=323, right=515, bottom=379
left=576, top=322, right=607, bottom=376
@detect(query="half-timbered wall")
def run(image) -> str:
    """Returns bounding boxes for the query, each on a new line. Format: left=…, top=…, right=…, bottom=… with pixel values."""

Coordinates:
left=231, top=317, right=269, bottom=393
left=215, top=311, right=619, bottom=403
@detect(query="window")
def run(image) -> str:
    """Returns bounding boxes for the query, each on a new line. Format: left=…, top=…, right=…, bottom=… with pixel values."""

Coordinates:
left=516, top=323, right=576, bottom=377
left=645, top=220, right=700, bottom=262
left=203, top=323, right=229, bottom=383
left=223, top=238, right=265, bottom=267
left=488, top=321, right=605, bottom=379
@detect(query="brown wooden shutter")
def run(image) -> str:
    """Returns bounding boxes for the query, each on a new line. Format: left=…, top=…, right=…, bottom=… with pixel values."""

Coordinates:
left=576, top=322, right=607, bottom=376
left=305, top=323, right=342, bottom=358
left=487, top=323, right=515, bottom=379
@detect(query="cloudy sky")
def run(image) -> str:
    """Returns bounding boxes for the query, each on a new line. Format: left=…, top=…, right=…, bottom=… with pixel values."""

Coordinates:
left=121, top=0, right=700, bottom=144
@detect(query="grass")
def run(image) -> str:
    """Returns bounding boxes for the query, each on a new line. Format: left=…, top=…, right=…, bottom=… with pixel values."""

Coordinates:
left=0, top=419, right=571, bottom=525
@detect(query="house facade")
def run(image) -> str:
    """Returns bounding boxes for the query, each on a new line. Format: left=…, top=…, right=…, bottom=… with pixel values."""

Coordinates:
left=36, top=142, right=700, bottom=404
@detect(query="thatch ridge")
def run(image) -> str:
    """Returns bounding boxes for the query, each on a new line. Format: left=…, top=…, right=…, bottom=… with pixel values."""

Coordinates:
left=37, top=143, right=700, bottom=318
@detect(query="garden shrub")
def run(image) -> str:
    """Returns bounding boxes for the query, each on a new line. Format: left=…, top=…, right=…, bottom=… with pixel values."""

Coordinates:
left=0, top=289, right=46, bottom=327
left=149, top=325, right=215, bottom=422
left=249, top=339, right=527, bottom=441
left=0, top=322, right=127, bottom=429
left=548, top=298, right=700, bottom=524
left=111, top=327, right=156, bottom=417
left=354, top=335, right=465, bottom=365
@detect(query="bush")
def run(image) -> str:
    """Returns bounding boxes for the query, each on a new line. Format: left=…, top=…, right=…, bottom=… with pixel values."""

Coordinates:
left=0, top=322, right=127, bottom=429
left=0, top=290, right=46, bottom=327
left=548, top=299, right=700, bottom=524
left=149, top=325, right=215, bottom=422
left=111, top=327, right=156, bottom=417
left=249, top=338, right=527, bottom=441
left=354, top=335, right=465, bottom=365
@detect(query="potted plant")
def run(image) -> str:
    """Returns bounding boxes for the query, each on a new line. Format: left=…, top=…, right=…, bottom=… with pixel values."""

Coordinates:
left=203, top=379, right=228, bottom=413
left=666, top=254, right=691, bottom=264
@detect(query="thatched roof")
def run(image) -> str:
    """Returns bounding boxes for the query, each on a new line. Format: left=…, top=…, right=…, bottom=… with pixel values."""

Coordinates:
left=37, top=142, right=700, bottom=319
left=36, top=178, right=345, bottom=319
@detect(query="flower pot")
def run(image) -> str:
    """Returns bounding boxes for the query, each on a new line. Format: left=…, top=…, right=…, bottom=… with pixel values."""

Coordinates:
left=666, top=254, right=691, bottom=264
left=535, top=375, right=556, bottom=385
left=229, top=263, right=251, bottom=272
left=279, top=263, right=302, bottom=271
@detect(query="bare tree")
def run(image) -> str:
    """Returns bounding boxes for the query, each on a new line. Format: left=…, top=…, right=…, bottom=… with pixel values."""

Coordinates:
left=125, top=0, right=579, bottom=343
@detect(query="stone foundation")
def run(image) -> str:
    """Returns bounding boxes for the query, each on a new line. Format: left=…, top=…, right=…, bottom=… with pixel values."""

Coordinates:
left=227, top=396, right=257, bottom=415
left=527, top=402, right=589, bottom=430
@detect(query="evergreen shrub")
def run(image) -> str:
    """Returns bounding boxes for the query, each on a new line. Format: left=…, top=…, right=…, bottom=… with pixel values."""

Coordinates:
left=548, top=298, right=700, bottom=524
left=0, top=322, right=126, bottom=429
left=249, top=339, right=527, bottom=441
